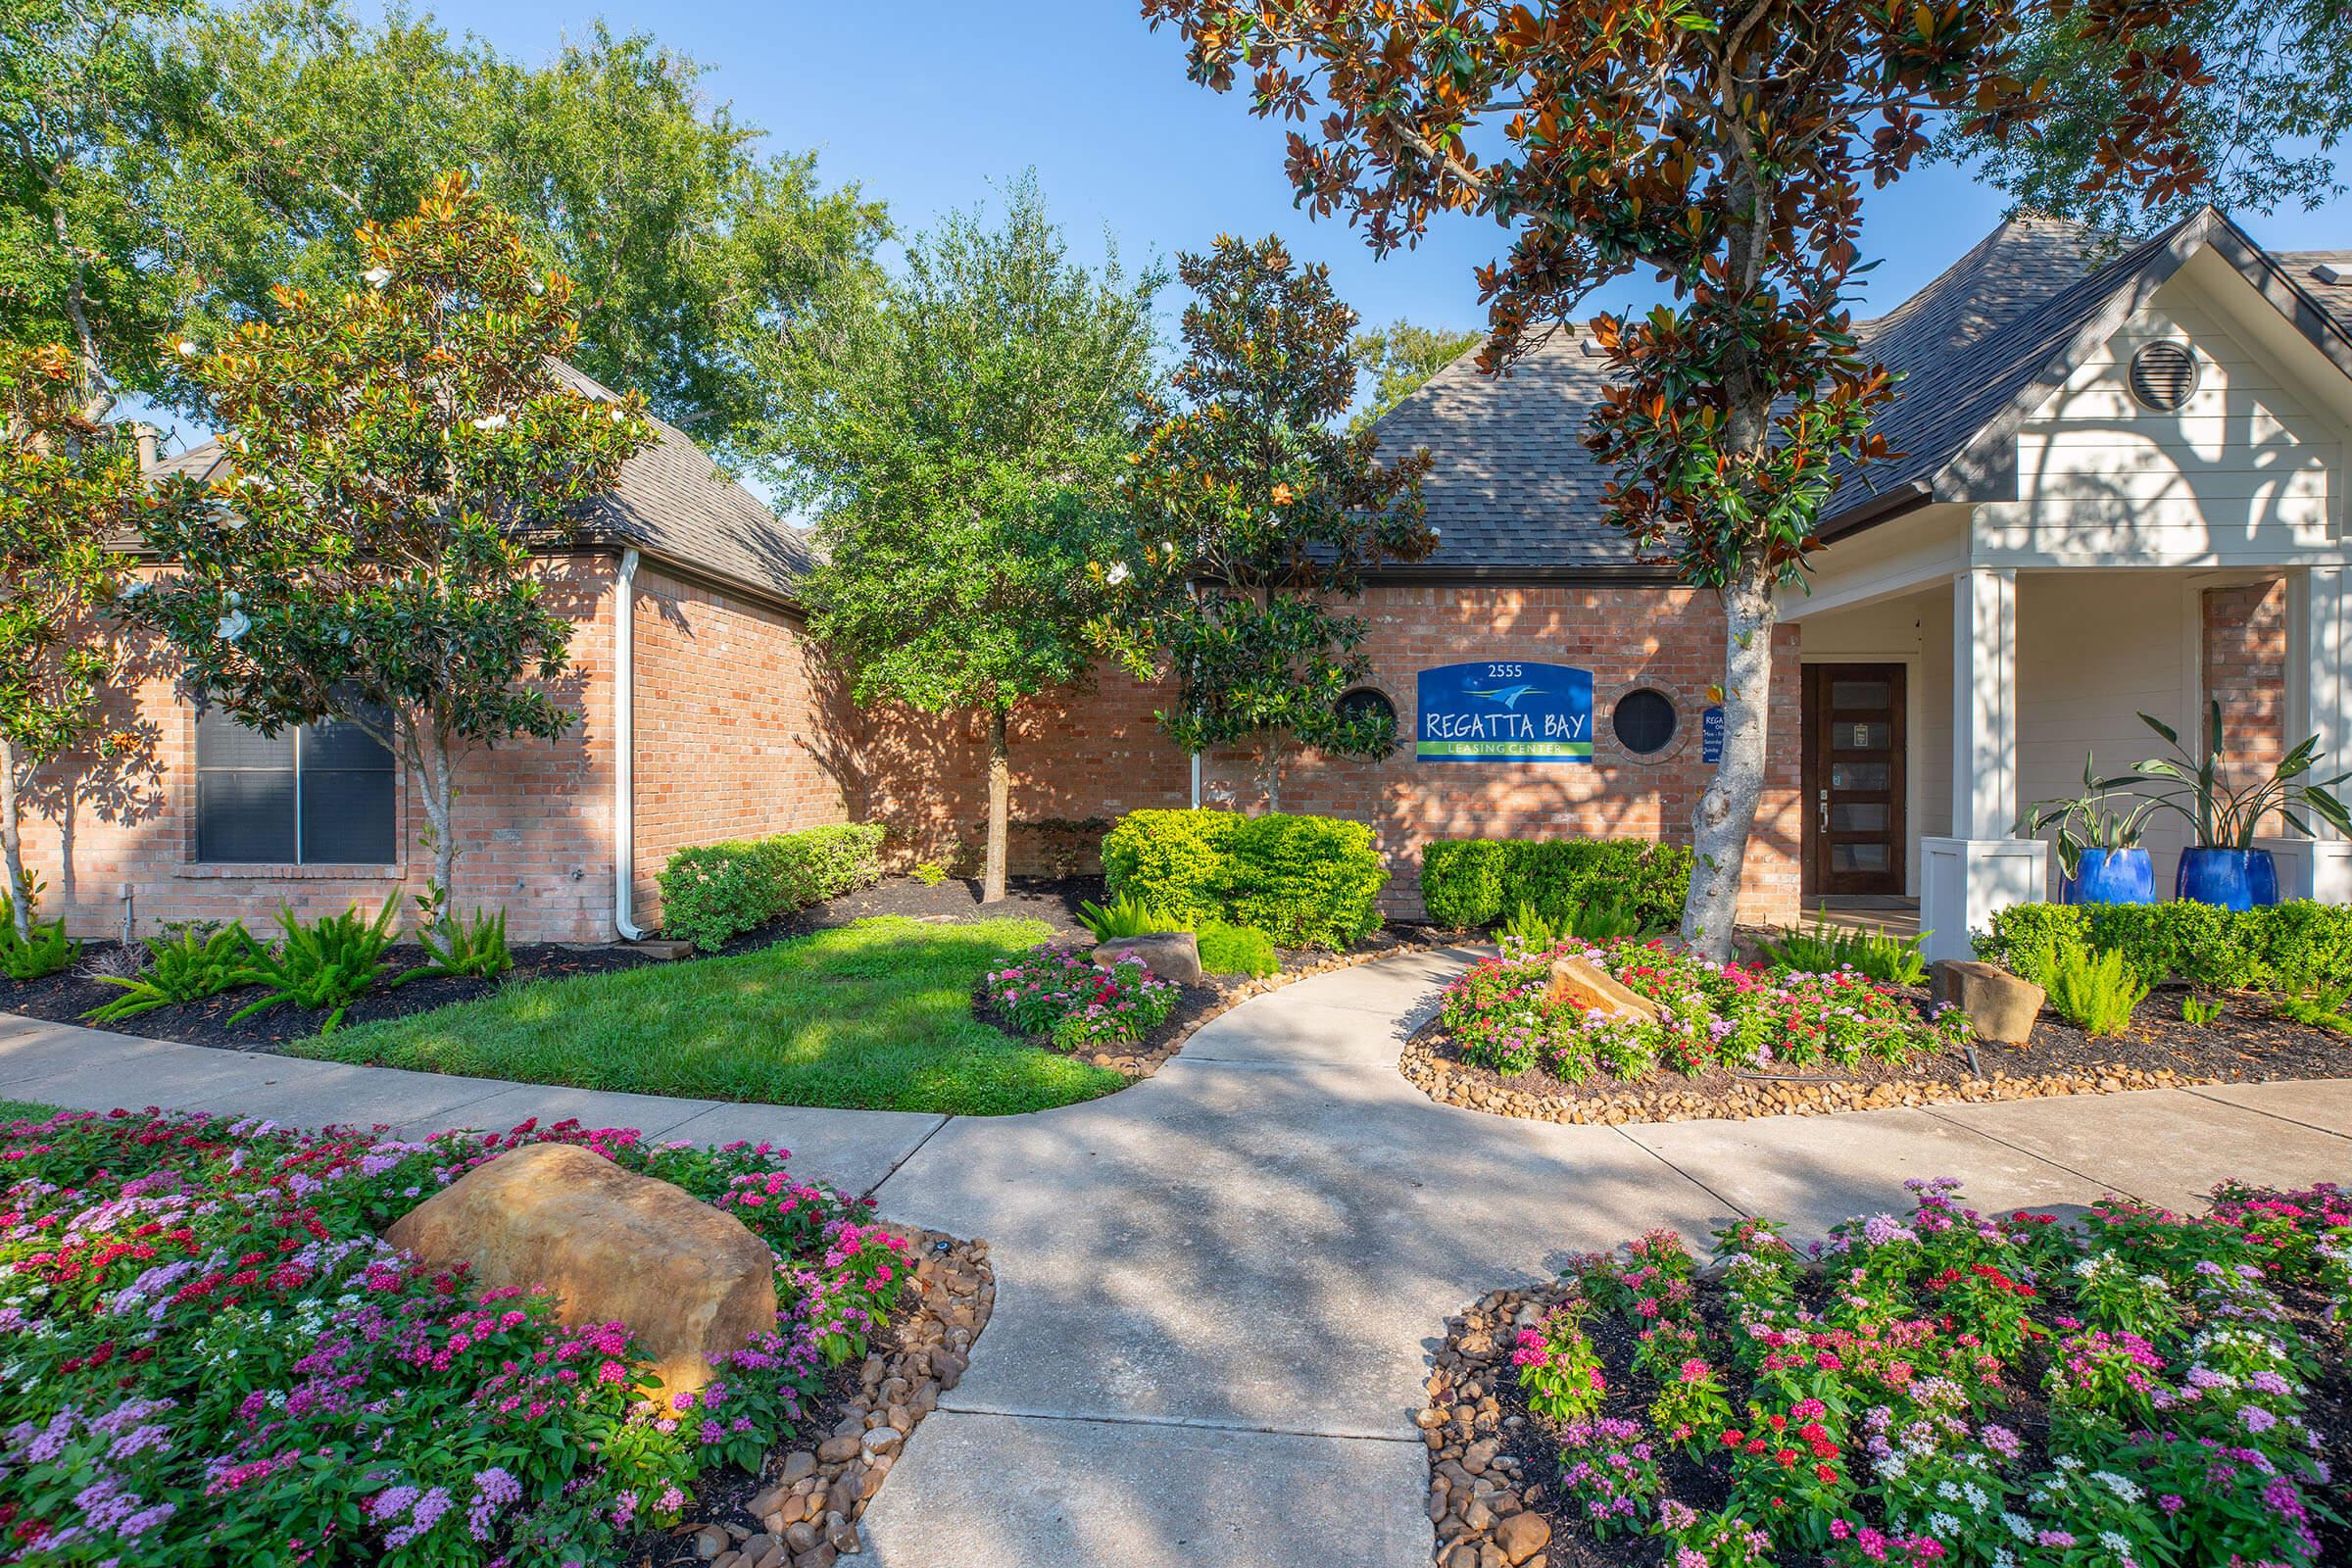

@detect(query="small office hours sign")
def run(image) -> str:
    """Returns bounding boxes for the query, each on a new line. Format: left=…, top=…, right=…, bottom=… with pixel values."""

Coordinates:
left=1415, top=662, right=1595, bottom=762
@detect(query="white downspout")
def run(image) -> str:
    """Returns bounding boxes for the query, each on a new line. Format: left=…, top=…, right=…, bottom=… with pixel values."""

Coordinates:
left=1191, top=749, right=1201, bottom=809
left=612, top=548, right=646, bottom=941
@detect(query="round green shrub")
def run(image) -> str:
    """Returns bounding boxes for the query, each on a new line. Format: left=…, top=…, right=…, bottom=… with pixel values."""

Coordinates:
left=1102, top=808, right=1388, bottom=950
left=1197, top=920, right=1279, bottom=977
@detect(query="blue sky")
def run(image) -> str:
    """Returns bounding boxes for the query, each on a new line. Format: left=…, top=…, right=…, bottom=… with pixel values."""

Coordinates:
left=441, top=0, right=2352, bottom=338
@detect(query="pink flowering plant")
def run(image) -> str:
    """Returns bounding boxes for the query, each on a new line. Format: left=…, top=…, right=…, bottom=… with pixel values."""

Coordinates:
left=986, top=947, right=1179, bottom=1050
left=1504, top=1178, right=2348, bottom=1568
left=1438, top=939, right=1970, bottom=1083
left=0, top=1106, right=914, bottom=1566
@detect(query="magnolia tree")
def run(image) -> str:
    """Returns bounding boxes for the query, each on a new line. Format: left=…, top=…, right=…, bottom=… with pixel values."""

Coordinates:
left=1143, top=0, right=2207, bottom=956
left=134, top=172, right=652, bottom=923
left=0, top=342, right=193, bottom=939
left=1093, top=235, right=1434, bottom=808
left=772, top=177, right=1161, bottom=902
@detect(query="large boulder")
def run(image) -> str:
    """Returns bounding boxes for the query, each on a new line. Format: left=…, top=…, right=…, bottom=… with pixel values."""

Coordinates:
left=1094, top=931, right=1202, bottom=986
left=1930, top=959, right=2045, bottom=1047
left=1544, top=956, right=1664, bottom=1022
left=384, top=1142, right=776, bottom=1400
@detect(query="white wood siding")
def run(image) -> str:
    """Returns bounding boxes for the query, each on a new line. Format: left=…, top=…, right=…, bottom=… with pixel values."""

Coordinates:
left=1976, top=270, right=2344, bottom=565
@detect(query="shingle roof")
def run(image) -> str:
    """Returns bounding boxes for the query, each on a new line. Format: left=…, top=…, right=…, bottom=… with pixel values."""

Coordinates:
left=2278, top=251, right=2352, bottom=336
left=147, top=361, right=817, bottom=604
left=1369, top=209, right=2352, bottom=571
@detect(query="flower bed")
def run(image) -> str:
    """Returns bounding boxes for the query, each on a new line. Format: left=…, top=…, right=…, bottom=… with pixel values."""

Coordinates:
left=984, top=947, right=1182, bottom=1051
left=0, top=1107, right=934, bottom=1566
left=1439, top=940, right=1972, bottom=1082
left=1423, top=1179, right=2352, bottom=1568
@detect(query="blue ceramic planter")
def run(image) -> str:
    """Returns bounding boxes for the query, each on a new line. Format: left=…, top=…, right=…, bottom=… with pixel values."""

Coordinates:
left=2061, top=847, right=2155, bottom=906
left=2175, top=847, right=2279, bottom=910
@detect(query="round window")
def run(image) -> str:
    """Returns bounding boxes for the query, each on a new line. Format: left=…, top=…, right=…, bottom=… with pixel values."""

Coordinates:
left=2128, top=340, right=2199, bottom=412
left=1611, top=688, right=1679, bottom=756
left=1335, top=686, right=1396, bottom=729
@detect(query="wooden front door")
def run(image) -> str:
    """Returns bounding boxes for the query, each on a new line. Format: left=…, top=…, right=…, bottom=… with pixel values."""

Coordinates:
left=1803, top=663, right=1906, bottom=896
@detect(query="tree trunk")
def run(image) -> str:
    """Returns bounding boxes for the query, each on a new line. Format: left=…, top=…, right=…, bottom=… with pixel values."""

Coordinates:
left=1681, top=560, right=1779, bottom=961
left=403, top=712, right=460, bottom=928
left=0, top=738, right=27, bottom=942
left=982, top=706, right=1010, bottom=904
left=1258, top=736, right=1284, bottom=813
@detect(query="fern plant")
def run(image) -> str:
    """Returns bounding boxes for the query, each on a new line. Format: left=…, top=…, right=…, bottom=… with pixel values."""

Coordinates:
left=1496, top=900, right=1559, bottom=950
left=0, top=874, right=77, bottom=981
left=2180, top=992, right=2226, bottom=1027
left=1563, top=898, right=1649, bottom=942
left=83, top=921, right=259, bottom=1022
left=2273, top=983, right=2352, bottom=1036
left=1077, top=892, right=1183, bottom=942
left=406, top=895, right=514, bottom=982
left=2042, top=945, right=2150, bottom=1037
left=229, top=896, right=403, bottom=1035
left=1758, top=906, right=1929, bottom=985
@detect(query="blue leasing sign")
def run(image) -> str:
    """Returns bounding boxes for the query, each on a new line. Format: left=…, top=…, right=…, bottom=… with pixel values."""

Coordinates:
left=1415, top=661, right=1594, bottom=762
left=1701, top=705, right=1725, bottom=764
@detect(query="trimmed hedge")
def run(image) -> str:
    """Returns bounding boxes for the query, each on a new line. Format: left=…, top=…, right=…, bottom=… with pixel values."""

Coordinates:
left=658, top=822, right=887, bottom=952
left=1419, top=838, right=1692, bottom=933
left=1974, top=898, right=2352, bottom=993
left=1102, top=808, right=1387, bottom=950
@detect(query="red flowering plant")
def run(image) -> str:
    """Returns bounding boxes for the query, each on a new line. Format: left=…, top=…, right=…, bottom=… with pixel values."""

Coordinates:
left=1518, top=1178, right=2348, bottom=1568
left=0, top=1106, right=913, bottom=1567
left=1514, top=1298, right=1609, bottom=1425
left=986, top=947, right=1180, bottom=1050
left=1438, top=940, right=1969, bottom=1085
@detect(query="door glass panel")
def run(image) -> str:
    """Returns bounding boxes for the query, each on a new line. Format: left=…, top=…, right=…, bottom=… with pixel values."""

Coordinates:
left=1834, top=721, right=1891, bottom=751
left=1830, top=803, right=1888, bottom=833
left=1832, top=843, right=1890, bottom=872
left=1830, top=761, right=1890, bottom=791
left=1830, top=680, right=1891, bottom=708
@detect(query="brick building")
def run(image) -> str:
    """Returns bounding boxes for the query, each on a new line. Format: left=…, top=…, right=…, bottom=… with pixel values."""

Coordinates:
left=22, top=209, right=2352, bottom=947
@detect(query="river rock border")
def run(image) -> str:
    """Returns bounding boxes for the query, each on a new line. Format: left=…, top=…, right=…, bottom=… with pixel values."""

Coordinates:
left=1420, top=1287, right=1560, bottom=1568
left=682, top=1226, right=994, bottom=1568
left=1400, top=1024, right=2221, bottom=1126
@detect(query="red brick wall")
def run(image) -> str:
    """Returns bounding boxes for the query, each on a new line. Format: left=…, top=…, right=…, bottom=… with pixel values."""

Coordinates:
left=854, top=583, right=1803, bottom=925
left=2203, top=577, right=2288, bottom=828
left=627, top=565, right=857, bottom=927
left=23, top=554, right=621, bottom=946
left=22, top=564, right=1803, bottom=946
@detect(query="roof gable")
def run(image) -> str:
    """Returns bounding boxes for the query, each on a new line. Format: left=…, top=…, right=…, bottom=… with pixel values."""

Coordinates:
left=1371, top=209, right=2352, bottom=570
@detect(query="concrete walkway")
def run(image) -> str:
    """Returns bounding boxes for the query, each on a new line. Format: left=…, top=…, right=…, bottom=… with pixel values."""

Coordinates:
left=5, top=956, right=2350, bottom=1567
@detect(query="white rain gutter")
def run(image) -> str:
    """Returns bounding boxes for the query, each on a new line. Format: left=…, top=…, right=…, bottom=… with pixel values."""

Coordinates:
left=612, top=548, right=647, bottom=941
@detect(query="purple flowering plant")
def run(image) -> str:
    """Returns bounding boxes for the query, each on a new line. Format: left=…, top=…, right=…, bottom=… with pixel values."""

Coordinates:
left=1520, top=1179, right=2348, bottom=1568
left=0, top=1106, right=913, bottom=1566
left=986, top=947, right=1179, bottom=1050
left=1438, top=939, right=1970, bottom=1083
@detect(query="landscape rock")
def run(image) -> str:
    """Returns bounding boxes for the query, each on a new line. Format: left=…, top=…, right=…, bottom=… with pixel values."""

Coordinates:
left=1544, top=956, right=1663, bottom=1023
left=382, top=1143, right=774, bottom=1401
left=1930, top=958, right=2045, bottom=1045
left=1493, top=1511, right=1550, bottom=1565
left=1094, top=931, right=1202, bottom=986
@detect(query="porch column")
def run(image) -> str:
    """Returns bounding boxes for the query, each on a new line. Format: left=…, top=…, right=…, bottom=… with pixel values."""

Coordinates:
left=1921, top=566, right=2045, bottom=959
left=2260, top=565, right=2352, bottom=901
left=1953, top=567, right=2019, bottom=839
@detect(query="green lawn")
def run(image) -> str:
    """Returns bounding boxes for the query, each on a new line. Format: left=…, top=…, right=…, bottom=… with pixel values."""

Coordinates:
left=0, top=1099, right=62, bottom=1122
left=291, top=916, right=1128, bottom=1115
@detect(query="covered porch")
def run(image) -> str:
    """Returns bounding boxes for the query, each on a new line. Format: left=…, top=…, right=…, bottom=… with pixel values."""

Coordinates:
left=1788, top=561, right=2352, bottom=960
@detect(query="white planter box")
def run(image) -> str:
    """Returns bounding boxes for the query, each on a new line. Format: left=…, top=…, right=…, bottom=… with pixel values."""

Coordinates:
left=1920, top=836, right=2049, bottom=962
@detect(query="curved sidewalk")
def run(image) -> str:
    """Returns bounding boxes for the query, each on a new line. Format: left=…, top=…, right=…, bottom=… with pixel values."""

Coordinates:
left=6, top=955, right=2351, bottom=1567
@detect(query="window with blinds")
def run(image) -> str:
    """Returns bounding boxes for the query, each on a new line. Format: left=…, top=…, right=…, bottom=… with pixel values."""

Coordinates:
left=194, top=707, right=398, bottom=863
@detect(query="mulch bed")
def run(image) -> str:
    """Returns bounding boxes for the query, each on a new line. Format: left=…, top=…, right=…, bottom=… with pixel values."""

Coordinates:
left=977, top=923, right=1454, bottom=1079
left=1403, top=984, right=2352, bottom=1125
left=1424, top=1261, right=2352, bottom=1568
left=0, top=875, right=1115, bottom=1053
left=0, top=938, right=654, bottom=1051
left=638, top=1227, right=993, bottom=1568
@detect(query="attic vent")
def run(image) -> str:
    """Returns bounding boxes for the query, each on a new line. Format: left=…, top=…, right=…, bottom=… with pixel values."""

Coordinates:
left=2128, top=340, right=2199, bottom=413
left=2314, top=263, right=2345, bottom=286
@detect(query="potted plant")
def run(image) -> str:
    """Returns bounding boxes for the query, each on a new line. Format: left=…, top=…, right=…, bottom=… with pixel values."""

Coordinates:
left=2015, top=755, right=2157, bottom=905
left=2110, top=702, right=2352, bottom=909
